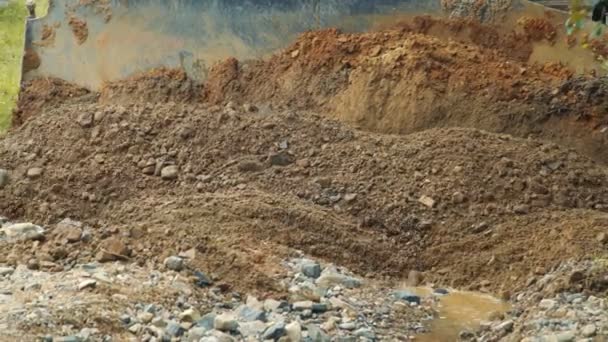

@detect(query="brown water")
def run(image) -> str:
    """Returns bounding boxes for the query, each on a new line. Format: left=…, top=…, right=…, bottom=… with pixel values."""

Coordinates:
left=408, top=287, right=511, bottom=341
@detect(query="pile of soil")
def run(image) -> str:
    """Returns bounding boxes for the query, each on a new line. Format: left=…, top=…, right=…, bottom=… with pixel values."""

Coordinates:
left=1, top=101, right=607, bottom=295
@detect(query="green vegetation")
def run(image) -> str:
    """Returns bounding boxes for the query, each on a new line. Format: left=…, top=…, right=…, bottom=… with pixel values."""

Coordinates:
left=0, top=0, right=47, bottom=132
left=0, top=0, right=27, bottom=132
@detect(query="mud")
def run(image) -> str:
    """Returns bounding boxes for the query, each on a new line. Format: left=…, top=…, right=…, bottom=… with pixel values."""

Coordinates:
left=68, top=15, right=88, bottom=45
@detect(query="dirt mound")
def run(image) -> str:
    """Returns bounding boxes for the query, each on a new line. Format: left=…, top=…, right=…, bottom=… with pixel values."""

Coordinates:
left=1, top=101, right=607, bottom=294
left=197, top=21, right=608, bottom=164
left=100, top=68, right=202, bottom=104
left=13, top=78, right=93, bottom=127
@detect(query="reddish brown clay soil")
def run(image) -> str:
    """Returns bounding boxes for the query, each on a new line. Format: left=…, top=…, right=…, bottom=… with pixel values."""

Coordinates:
left=68, top=15, right=88, bottom=45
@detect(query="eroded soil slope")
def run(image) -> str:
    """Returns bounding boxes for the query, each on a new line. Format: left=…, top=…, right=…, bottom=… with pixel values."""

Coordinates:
left=1, top=101, right=607, bottom=295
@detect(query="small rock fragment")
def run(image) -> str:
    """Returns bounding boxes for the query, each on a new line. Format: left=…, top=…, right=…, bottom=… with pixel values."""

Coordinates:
left=214, top=314, right=238, bottom=332
left=262, top=322, right=286, bottom=340
left=418, top=195, right=436, bottom=208
left=77, top=279, right=97, bottom=291
left=285, top=321, right=302, bottom=341
left=301, top=261, right=321, bottom=279
left=3, top=223, right=45, bottom=241
left=164, top=256, right=184, bottom=271
left=26, top=167, right=43, bottom=179
left=582, top=324, right=596, bottom=337
left=161, top=165, right=179, bottom=180
left=292, top=301, right=313, bottom=311
left=0, top=267, right=15, bottom=276
left=269, top=151, right=294, bottom=166
left=597, top=232, right=608, bottom=244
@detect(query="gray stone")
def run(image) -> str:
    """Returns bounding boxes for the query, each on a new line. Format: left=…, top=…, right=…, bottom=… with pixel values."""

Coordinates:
left=581, top=324, right=596, bottom=337
left=186, top=327, right=208, bottom=341
left=269, top=151, right=294, bottom=166
left=0, top=169, right=9, bottom=188
left=493, top=320, right=514, bottom=332
left=311, top=303, right=328, bottom=313
left=539, top=299, right=558, bottom=310
left=197, top=313, right=216, bottom=330
left=0, top=267, right=14, bottom=276
left=293, top=301, right=314, bottom=311
left=160, top=165, right=179, bottom=180
left=163, top=256, right=184, bottom=271
left=180, top=308, right=201, bottom=322
left=3, top=223, right=45, bottom=241
left=316, top=271, right=361, bottom=289
left=119, top=314, right=132, bottom=325
left=55, top=337, right=81, bottom=342
left=214, top=314, right=238, bottom=332
left=238, top=305, right=266, bottom=322
left=556, top=331, right=575, bottom=342
left=238, top=321, right=266, bottom=337
left=354, top=328, right=375, bottom=339
left=302, top=262, right=322, bottom=279
left=264, top=299, right=289, bottom=312
left=393, top=291, right=421, bottom=305
left=338, top=322, right=357, bottom=330
left=306, top=324, right=331, bottom=342
left=165, top=321, right=185, bottom=337
left=27, top=167, right=43, bottom=179
left=286, top=321, right=302, bottom=341
left=262, top=322, right=286, bottom=340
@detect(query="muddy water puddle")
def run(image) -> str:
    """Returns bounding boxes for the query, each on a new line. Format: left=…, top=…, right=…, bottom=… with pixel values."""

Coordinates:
left=408, top=287, right=511, bottom=341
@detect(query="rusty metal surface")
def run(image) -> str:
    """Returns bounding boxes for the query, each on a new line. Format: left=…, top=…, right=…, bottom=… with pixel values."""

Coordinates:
left=22, top=0, right=442, bottom=89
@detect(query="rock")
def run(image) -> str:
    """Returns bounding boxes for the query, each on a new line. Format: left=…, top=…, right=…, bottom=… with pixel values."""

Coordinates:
left=179, top=248, right=196, bottom=259
left=238, top=160, right=264, bottom=172
left=264, top=299, right=288, bottom=312
left=243, top=103, right=258, bottom=112
left=301, top=261, right=321, bottom=279
left=55, top=337, right=81, bottom=342
left=165, top=321, right=185, bottom=337
left=539, top=299, right=557, bottom=310
left=138, top=312, right=154, bottom=324
left=321, top=317, right=340, bottom=332
left=338, top=322, right=357, bottom=330
left=187, top=327, right=208, bottom=341
left=238, top=305, right=266, bottom=322
left=209, top=330, right=236, bottom=342
left=119, top=314, right=132, bottom=325
left=239, top=321, right=266, bottom=337
left=316, top=271, right=361, bottom=289
left=285, top=321, right=302, bottom=341
left=568, top=270, right=584, bottom=284
left=194, top=270, right=213, bottom=287
left=459, top=330, right=474, bottom=340
left=77, top=279, right=97, bottom=291
left=555, top=331, right=575, bottom=342
left=393, top=291, right=421, bottom=305
left=344, top=193, right=357, bottom=203
left=269, top=151, right=294, bottom=166
left=262, top=322, right=286, bottom=340
left=0, top=169, right=9, bottom=188
left=26, top=258, right=40, bottom=270
left=0, top=267, right=14, bottom=276
left=418, top=195, right=436, bottom=208
left=196, top=313, right=216, bottom=330
left=306, top=324, right=331, bottom=342
left=26, top=167, right=43, bottom=179
left=96, top=237, right=130, bottom=261
left=180, top=308, right=201, bottom=322
left=597, top=232, right=608, bottom=244
left=354, top=327, right=375, bottom=339
left=78, top=112, right=94, bottom=127
left=128, top=323, right=142, bottom=334
left=55, top=219, right=83, bottom=243
left=246, top=295, right=264, bottom=311
left=433, top=288, right=449, bottom=295
left=493, top=320, right=513, bottom=332
left=407, top=270, right=423, bottom=286
left=452, top=191, right=466, bottom=204
left=311, top=303, right=328, bottom=313
left=161, top=165, right=179, bottom=180
left=164, top=256, right=184, bottom=271
left=214, top=314, right=238, bottom=332
left=3, top=223, right=45, bottom=241
left=292, top=301, right=313, bottom=311
left=581, top=324, right=596, bottom=337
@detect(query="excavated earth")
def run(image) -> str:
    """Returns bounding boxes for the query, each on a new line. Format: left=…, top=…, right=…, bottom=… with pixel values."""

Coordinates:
left=2, top=14, right=608, bottom=341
